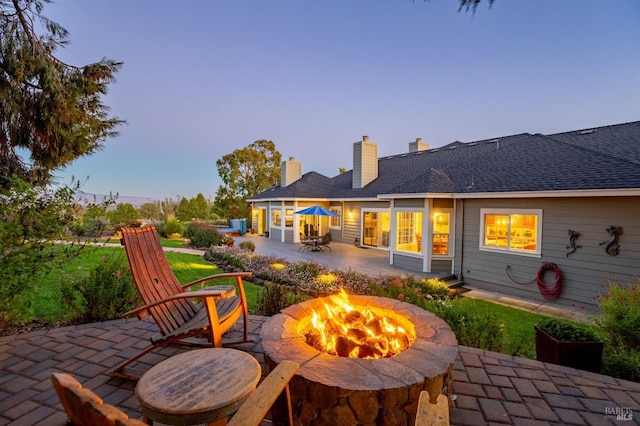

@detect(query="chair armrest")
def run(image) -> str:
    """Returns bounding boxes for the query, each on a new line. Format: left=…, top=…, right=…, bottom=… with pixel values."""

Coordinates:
left=123, top=289, right=234, bottom=318
left=415, top=392, right=449, bottom=426
left=180, top=272, right=252, bottom=291
left=228, top=360, right=300, bottom=426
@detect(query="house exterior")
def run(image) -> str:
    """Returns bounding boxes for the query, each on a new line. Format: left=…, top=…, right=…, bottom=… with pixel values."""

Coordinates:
left=248, top=121, right=640, bottom=310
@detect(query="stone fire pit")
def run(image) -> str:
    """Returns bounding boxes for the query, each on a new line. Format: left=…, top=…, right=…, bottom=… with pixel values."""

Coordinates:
left=261, top=294, right=458, bottom=425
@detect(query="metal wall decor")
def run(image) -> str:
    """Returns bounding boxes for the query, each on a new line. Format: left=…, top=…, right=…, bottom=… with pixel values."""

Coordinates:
left=566, top=230, right=581, bottom=257
left=599, top=226, right=623, bottom=256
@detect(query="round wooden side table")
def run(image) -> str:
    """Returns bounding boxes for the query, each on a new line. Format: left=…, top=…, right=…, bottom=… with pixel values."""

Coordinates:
left=135, top=348, right=261, bottom=425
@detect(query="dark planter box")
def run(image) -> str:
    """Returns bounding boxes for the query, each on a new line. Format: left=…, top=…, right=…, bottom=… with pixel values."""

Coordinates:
left=535, top=325, right=603, bottom=373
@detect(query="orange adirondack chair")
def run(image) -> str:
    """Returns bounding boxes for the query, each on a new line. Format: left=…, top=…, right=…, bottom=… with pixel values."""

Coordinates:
left=108, top=226, right=251, bottom=380
left=51, top=372, right=147, bottom=426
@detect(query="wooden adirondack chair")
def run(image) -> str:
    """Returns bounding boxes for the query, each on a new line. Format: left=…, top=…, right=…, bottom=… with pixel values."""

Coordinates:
left=415, top=391, right=450, bottom=426
left=53, top=361, right=299, bottom=426
left=51, top=372, right=147, bottom=426
left=108, top=225, right=251, bottom=380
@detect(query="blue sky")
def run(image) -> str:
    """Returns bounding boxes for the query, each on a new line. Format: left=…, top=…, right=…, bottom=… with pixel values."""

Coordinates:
left=48, top=0, right=640, bottom=201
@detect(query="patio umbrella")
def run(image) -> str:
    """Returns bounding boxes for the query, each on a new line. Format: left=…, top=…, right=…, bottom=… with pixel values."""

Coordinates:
left=294, top=205, right=339, bottom=237
left=293, top=205, right=339, bottom=217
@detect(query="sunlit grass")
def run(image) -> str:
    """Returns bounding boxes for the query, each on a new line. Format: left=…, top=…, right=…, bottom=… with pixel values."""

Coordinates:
left=30, top=246, right=259, bottom=321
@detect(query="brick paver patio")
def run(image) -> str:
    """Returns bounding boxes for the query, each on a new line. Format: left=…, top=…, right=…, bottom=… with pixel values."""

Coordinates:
left=1, top=315, right=639, bottom=425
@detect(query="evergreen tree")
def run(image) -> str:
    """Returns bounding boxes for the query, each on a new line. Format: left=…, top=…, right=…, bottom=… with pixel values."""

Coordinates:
left=190, top=193, right=209, bottom=219
left=176, top=197, right=193, bottom=222
left=0, top=0, right=123, bottom=186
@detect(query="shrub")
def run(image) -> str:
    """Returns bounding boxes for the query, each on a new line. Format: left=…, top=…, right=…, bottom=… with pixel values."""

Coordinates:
left=596, top=278, right=640, bottom=382
left=60, top=254, right=142, bottom=323
left=238, top=240, right=255, bottom=251
left=597, top=278, right=640, bottom=350
left=255, top=283, right=309, bottom=316
left=424, top=299, right=504, bottom=352
left=184, top=222, right=223, bottom=248
left=601, top=348, right=640, bottom=382
left=162, top=219, right=184, bottom=238
left=0, top=178, right=85, bottom=324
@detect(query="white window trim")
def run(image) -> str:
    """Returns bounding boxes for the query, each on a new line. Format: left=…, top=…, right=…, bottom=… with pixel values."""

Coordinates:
left=329, top=206, right=342, bottom=230
left=479, top=208, right=542, bottom=258
left=394, top=208, right=425, bottom=256
left=432, top=209, right=453, bottom=257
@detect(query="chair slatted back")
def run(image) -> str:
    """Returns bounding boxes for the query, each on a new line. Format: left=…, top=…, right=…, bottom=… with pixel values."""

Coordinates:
left=121, top=226, right=198, bottom=335
left=51, top=373, right=147, bottom=426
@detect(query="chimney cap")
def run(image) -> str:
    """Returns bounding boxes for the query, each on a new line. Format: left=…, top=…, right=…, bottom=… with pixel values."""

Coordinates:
left=362, top=135, right=369, bottom=141
left=288, top=156, right=295, bottom=161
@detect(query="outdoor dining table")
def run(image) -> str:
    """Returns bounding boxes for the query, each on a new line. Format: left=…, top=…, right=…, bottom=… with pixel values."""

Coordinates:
left=135, top=348, right=261, bottom=425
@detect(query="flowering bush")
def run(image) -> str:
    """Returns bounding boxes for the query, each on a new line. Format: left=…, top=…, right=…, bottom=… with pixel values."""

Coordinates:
left=597, top=278, right=640, bottom=350
left=597, top=278, right=640, bottom=381
left=206, top=246, right=449, bottom=298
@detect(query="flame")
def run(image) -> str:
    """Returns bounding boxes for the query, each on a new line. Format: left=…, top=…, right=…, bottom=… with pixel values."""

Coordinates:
left=306, top=289, right=413, bottom=359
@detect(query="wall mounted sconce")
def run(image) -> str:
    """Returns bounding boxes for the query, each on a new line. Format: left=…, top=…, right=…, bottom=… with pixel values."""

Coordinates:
left=348, top=210, right=354, bottom=219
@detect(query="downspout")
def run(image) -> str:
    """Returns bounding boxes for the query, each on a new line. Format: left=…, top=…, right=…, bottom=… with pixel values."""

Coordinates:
left=341, top=201, right=345, bottom=243
left=457, top=199, right=464, bottom=280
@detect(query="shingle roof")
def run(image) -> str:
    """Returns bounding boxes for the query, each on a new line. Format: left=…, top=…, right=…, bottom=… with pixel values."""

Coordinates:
left=249, top=121, right=640, bottom=201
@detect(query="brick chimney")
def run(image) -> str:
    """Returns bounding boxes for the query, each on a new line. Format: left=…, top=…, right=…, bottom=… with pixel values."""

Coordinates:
left=281, top=157, right=301, bottom=187
left=352, top=136, right=378, bottom=189
left=409, top=137, right=430, bottom=152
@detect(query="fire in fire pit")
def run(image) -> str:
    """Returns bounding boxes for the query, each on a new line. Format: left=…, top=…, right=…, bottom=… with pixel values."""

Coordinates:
left=304, top=289, right=414, bottom=358
left=261, top=293, right=458, bottom=425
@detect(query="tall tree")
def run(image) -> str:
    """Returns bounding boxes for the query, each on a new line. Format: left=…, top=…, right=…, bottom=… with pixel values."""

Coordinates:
left=0, top=0, right=124, bottom=186
left=176, top=197, right=193, bottom=222
left=0, top=1, right=122, bottom=324
left=214, top=140, right=281, bottom=220
left=107, top=202, right=139, bottom=226
left=139, top=201, right=161, bottom=220
left=190, top=193, right=209, bottom=219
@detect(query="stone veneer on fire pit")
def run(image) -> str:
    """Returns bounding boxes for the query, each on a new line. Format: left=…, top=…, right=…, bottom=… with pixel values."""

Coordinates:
left=261, top=294, right=458, bottom=426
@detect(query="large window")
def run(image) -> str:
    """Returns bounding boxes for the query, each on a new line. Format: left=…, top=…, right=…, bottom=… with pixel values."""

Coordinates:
left=329, top=207, right=341, bottom=229
left=481, top=209, right=542, bottom=256
left=396, top=211, right=422, bottom=253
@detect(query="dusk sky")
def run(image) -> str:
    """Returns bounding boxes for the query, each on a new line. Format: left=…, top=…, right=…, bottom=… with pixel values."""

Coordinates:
left=48, top=0, right=640, bottom=201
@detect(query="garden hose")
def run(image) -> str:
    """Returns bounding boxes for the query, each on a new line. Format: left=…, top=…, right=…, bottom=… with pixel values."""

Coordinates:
left=506, top=263, right=562, bottom=301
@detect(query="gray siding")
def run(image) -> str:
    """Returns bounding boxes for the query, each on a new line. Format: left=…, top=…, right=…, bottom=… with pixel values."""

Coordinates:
left=392, top=253, right=423, bottom=273
left=457, top=197, right=640, bottom=310
left=431, top=259, right=453, bottom=274
left=269, top=228, right=282, bottom=241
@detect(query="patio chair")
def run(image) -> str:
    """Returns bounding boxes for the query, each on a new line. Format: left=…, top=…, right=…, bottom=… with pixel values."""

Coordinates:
left=317, top=232, right=331, bottom=252
left=52, top=361, right=299, bottom=426
left=107, top=225, right=251, bottom=380
left=415, top=391, right=449, bottom=425
left=51, top=372, right=147, bottom=426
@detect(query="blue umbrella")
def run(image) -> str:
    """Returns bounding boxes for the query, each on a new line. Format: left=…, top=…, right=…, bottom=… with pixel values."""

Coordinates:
left=294, top=205, right=339, bottom=238
left=293, top=205, right=339, bottom=216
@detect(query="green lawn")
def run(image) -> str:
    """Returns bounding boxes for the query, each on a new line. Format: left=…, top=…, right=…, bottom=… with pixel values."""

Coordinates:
left=29, top=244, right=569, bottom=359
left=454, top=298, right=547, bottom=358
left=32, top=245, right=260, bottom=321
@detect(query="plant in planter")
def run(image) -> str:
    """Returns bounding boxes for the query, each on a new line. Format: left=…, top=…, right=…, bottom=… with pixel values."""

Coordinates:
left=221, top=234, right=234, bottom=246
left=535, top=317, right=603, bottom=372
left=238, top=240, right=255, bottom=252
